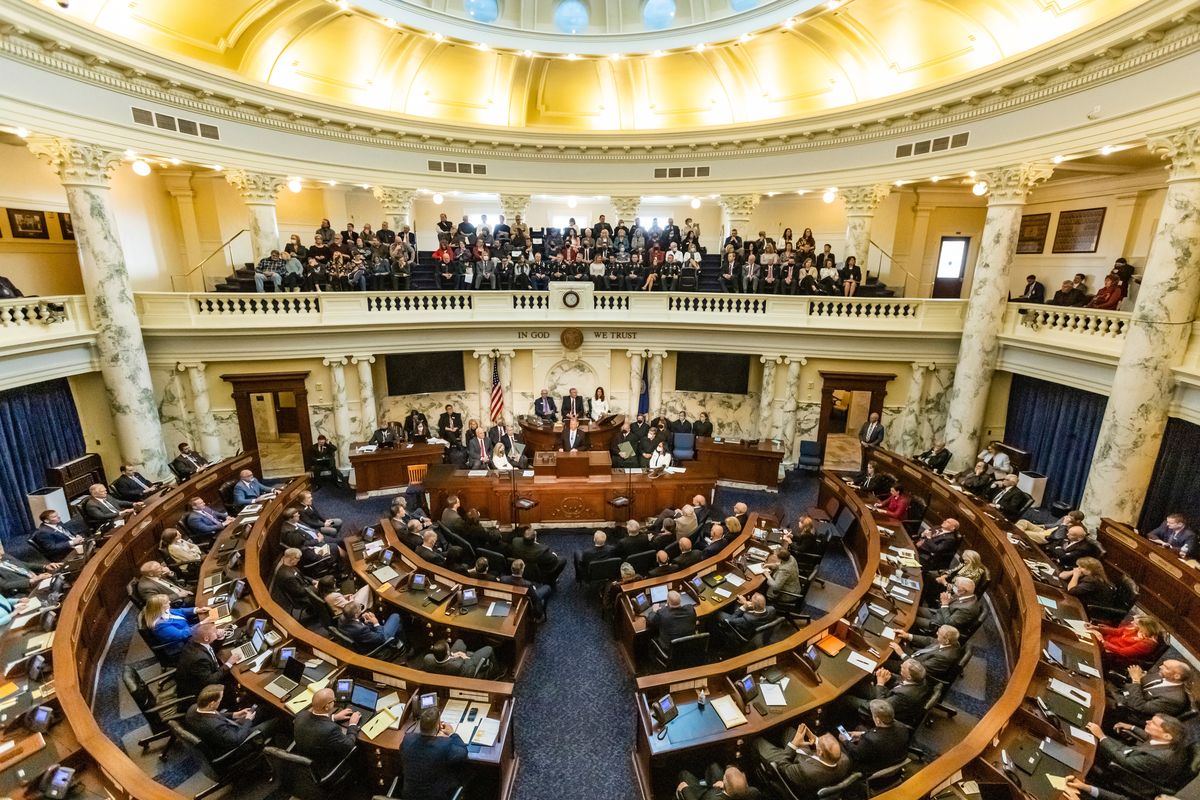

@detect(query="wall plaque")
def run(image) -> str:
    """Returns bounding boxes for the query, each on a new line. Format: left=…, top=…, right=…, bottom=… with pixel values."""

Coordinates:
left=1016, top=213, right=1050, bottom=254
left=1052, top=207, right=1106, bottom=254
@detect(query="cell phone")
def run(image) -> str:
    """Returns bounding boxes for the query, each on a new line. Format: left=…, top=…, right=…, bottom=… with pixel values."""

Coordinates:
left=467, top=708, right=479, bottom=722
left=836, top=724, right=849, bottom=740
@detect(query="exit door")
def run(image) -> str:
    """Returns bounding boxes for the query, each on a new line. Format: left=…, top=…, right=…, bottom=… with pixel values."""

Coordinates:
left=932, top=236, right=971, bottom=298
left=274, top=391, right=300, bottom=434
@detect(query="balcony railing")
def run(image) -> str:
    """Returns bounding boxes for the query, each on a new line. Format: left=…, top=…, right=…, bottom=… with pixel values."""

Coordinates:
left=0, top=295, right=94, bottom=351
left=1000, top=303, right=1130, bottom=359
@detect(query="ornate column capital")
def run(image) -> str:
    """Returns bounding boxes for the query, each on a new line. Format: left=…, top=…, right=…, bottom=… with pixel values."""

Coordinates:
left=610, top=195, right=642, bottom=221
left=322, top=356, right=348, bottom=367
left=26, top=136, right=122, bottom=188
left=760, top=355, right=784, bottom=365
left=176, top=361, right=205, bottom=372
left=910, top=362, right=930, bottom=374
left=350, top=355, right=376, bottom=365
left=472, top=349, right=500, bottom=360
left=980, top=163, right=1054, bottom=205
left=499, top=194, right=531, bottom=221
left=495, top=349, right=516, bottom=359
left=372, top=186, right=416, bottom=214
left=784, top=356, right=808, bottom=366
left=225, top=168, right=286, bottom=204
left=718, top=193, right=760, bottom=218
left=1147, top=126, right=1200, bottom=182
left=841, top=184, right=891, bottom=215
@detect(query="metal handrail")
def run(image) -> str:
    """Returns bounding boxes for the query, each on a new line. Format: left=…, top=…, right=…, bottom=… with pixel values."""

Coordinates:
left=185, top=229, right=249, bottom=276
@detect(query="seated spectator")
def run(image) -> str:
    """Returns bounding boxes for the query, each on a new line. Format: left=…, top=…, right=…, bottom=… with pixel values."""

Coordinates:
left=1086, top=714, right=1192, bottom=790
left=977, top=442, right=1011, bottom=476
left=934, top=549, right=988, bottom=591
left=703, top=524, right=731, bottom=558
left=751, top=729, right=851, bottom=797
left=467, top=556, right=496, bottom=581
left=458, top=507, right=501, bottom=550
left=254, top=250, right=286, bottom=292
left=841, top=699, right=912, bottom=776
left=184, top=495, right=228, bottom=541
left=1106, top=659, right=1193, bottom=727
left=32, top=509, right=85, bottom=561
left=422, top=638, right=495, bottom=677
left=298, top=490, right=342, bottom=539
left=1048, top=279, right=1087, bottom=306
left=1017, top=509, right=1085, bottom=546
left=316, top=575, right=371, bottom=616
left=888, top=625, right=963, bottom=683
left=136, top=560, right=192, bottom=605
left=1062, top=557, right=1119, bottom=614
left=580, top=530, right=618, bottom=569
left=915, top=577, right=981, bottom=637
left=1088, top=275, right=1124, bottom=309
left=82, top=482, right=141, bottom=529
left=873, top=484, right=910, bottom=520
left=950, top=461, right=992, bottom=496
left=1089, top=615, right=1167, bottom=670
left=647, top=590, right=697, bottom=651
left=988, top=473, right=1032, bottom=520
left=850, top=461, right=891, bottom=495
left=508, top=528, right=567, bottom=586
left=672, top=537, right=702, bottom=569
left=0, top=539, right=55, bottom=597
left=171, top=442, right=209, bottom=477
left=500, top=558, right=549, bottom=620
left=336, top=601, right=402, bottom=652
left=232, top=469, right=275, bottom=506
left=675, top=764, right=760, bottom=800
left=1017, top=274, right=1046, bottom=303
left=175, top=622, right=241, bottom=700
left=648, top=550, right=677, bottom=577
left=114, top=464, right=163, bottom=500
left=160, top=527, right=203, bottom=564
left=293, top=688, right=360, bottom=777
left=764, top=549, right=802, bottom=601
left=915, top=442, right=951, bottom=474
left=1147, top=513, right=1196, bottom=558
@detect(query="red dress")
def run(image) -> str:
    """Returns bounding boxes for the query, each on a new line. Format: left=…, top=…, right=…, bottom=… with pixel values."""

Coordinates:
left=878, top=494, right=910, bottom=519
left=1097, top=624, right=1159, bottom=660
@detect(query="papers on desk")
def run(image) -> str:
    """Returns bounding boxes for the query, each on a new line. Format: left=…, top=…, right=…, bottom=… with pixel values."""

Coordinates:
left=376, top=691, right=400, bottom=712
left=888, top=546, right=916, bottom=559
left=454, top=702, right=492, bottom=742
left=1062, top=619, right=1094, bottom=640
left=714, top=588, right=732, bottom=599
left=1068, top=724, right=1096, bottom=745
left=24, top=632, right=53, bottom=653
left=1076, top=660, right=1101, bottom=678
left=880, top=626, right=898, bottom=640
left=441, top=698, right=469, bottom=727
left=1046, top=775, right=1069, bottom=791
left=285, top=689, right=315, bottom=713
left=724, top=574, right=746, bottom=588
left=760, top=683, right=787, bottom=707
left=1037, top=596, right=1058, bottom=609
left=357, top=444, right=378, bottom=453
left=888, top=586, right=916, bottom=604
left=240, top=504, right=263, bottom=515
left=1048, top=678, right=1091, bottom=707
left=522, top=470, right=535, bottom=478
left=362, top=707, right=399, bottom=740
left=746, top=563, right=767, bottom=576
left=467, top=470, right=489, bottom=477
left=248, top=651, right=272, bottom=673
left=710, top=694, right=748, bottom=729
left=664, top=466, right=686, bottom=474
left=363, top=540, right=385, bottom=556
left=372, top=565, right=400, bottom=584
left=472, top=717, right=500, bottom=747
left=846, top=651, right=878, bottom=673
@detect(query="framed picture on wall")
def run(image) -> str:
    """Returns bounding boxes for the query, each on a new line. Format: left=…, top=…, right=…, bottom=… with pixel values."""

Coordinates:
left=6, top=208, right=49, bottom=240
left=58, top=212, right=74, bottom=241
left=1016, top=213, right=1050, bottom=254
left=1052, top=207, right=1107, bottom=254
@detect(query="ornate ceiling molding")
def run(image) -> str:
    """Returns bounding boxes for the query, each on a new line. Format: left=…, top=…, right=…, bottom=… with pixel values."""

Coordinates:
left=0, top=1, right=1198, bottom=161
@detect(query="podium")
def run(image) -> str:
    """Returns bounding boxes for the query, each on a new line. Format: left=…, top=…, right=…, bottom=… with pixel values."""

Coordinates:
left=532, top=451, right=612, bottom=478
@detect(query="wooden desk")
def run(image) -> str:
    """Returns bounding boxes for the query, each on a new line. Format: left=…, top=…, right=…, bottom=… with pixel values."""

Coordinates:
left=695, top=437, right=786, bottom=487
left=350, top=442, right=447, bottom=498
left=517, top=414, right=625, bottom=454
left=424, top=463, right=717, bottom=525
left=531, top=450, right=610, bottom=478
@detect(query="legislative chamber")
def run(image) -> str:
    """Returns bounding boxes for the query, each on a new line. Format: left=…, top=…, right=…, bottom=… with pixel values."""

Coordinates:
left=2, top=1, right=1200, bottom=799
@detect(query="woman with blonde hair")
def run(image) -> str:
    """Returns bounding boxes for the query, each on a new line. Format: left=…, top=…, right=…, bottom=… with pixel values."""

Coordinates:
left=491, top=442, right=514, bottom=471
left=142, top=593, right=209, bottom=657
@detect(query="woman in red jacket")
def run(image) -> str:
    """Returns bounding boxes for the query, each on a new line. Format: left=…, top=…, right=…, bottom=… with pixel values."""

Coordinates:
left=874, top=484, right=910, bottom=521
left=1088, top=615, right=1164, bottom=670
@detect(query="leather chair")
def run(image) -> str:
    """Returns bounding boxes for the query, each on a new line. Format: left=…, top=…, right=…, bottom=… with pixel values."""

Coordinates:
left=673, top=433, right=696, bottom=461
left=477, top=547, right=509, bottom=578
left=263, top=743, right=358, bottom=800
left=327, top=623, right=401, bottom=659
left=797, top=440, right=821, bottom=472
left=122, top=665, right=191, bottom=756
left=626, top=549, right=658, bottom=577
left=580, top=557, right=623, bottom=597
left=650, top=632, right=710, bottom=670
left=863, top=757, right=911, bottom=797
left=166, top=719, right=267, bottom=800
left=722, top=615, right=786, bottom=653
left=1089, top=575, right=1138, bottom=626
left=768, top=762, right=861, bottom=800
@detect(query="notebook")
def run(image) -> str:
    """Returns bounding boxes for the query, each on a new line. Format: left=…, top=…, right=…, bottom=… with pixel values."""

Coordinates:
left=710, top=695, right=748, bottom=729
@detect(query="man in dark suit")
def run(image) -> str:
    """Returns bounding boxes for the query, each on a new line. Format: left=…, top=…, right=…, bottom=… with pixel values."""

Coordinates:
left=989, top=474, right=1032, bottom=521
left=533, top=389, right=558, bottom=422
left=850, top=659, right=932, bottom=727
left=438, top=404, right=464, bottom=445
left=1087, top=714, right=1192, bottom=789
left=842, top=700, right=912, bottom=776
left=368, top=422, right=403, bottom=447
left=31, top=510, right=84, bottom=561
left=184, top=496, right=228, bottom=541
left=176, top=623, right=240, bottom=700
left=671, top=412, right=694, bottom=434
left=703, top=524, right=731, bottom=558
left=184, top=684, right=274, bottom=754
left=440, top=495, right=464, bottom=532
left=916, top=578, right=982, bottom=636
left=422, top=638, right=495, bottom=677
left=646, top=590, right=697, bottom=651
left=630, top=413, right=650, bottom=442
left=271, top=548, right=315, bottom=613
left=401, top=706, right=469, bottom=800
left=171, top=443, right=209, bottom=478
left=0, top=540, right=54, bottom=596
left=1147, top=513, right=1197, bottom=557
left=280, top=507, right=335, bottom=567
left=1107, top=660, right=1192, bottom=727
left=561, top=387, right=588, bottom=419
left=915, top=443, right=952, bottom=474
left=403, top=409, right=428, bottom=439
left=136, top=560, right=192, bottom=605
left=648, top=550, right=678, bottom=577
left=915, top=520, right=961, bottom=572
left=579, top=530, right=618, bottom=569
left=298, top=490, right=342, bottom=538
left=859, top=412, right=885, bottom=448
left=82, top=483, right=141, bottom=528
left=294, top=688, right=360, bottom=777
left=559, top=417, right=589, bottom=452
left=114, top=464, right=163, bottom=500
left=852, top=462, right=890, bottom=496
left=675, top=764, right=760, bottom=800
left=417, top=531, right=445, bottom=565
left=335, top=602, right=402, bottom=652
left=672, top=538, right=703, bottom=569
left=466, top=426, right=490, bottom=469
left=1049, top=525, right=1102, bottom=570
left=617, top=523, right=656, bottom=560
left=310, top=435, right=342, bottom=487
left=611, top=421, right=640, bottom=468
left=888, top=625, right=963, bottom=682
left=1018, top=274, right=1046, bottom=303
left=1048, top=280, right=1087, bottom=307
left=509, top=528, right=566, bottom=585
left=751, top=730, right=852, bottom=797
left=718, top=592, right=775, bottom=642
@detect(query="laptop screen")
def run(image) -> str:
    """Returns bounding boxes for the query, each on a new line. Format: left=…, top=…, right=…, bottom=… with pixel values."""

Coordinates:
left=282, top=654, right=305, bottom=681
left=1046, top=640, right=1064, bottom=665
left=855, top=603, right=870, bottom=628
left=250, top=629, right=264, bottom=652
left=351, top=684, right=380, bottom=710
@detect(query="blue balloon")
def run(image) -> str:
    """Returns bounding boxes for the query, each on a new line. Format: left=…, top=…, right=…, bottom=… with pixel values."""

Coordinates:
left=463, top=0, right=499, bottom=23
left=643, top=0, right=676, bottom=30
left=554, top=0, right=589, bottom=33
left=730, top=0, right=759, bottom=10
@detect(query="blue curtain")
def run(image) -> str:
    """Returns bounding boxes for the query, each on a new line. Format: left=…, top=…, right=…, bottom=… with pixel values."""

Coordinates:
left=1140, top=417, right=1200, bottom=531
left=0, top=378, right=85, bottom=544
left=1003, top=374, right=1106, bottom=508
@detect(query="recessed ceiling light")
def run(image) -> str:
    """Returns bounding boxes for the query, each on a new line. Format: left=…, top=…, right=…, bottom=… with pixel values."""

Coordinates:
left=384, top=17, right=396, bottom=27
left=211, top=164, right=222, bottom=171
left=360, top=183, right=370, bottom=189
left=797, top=190, right=807, bottom=196
left=337, top=0, right=349, bottom=11
left=690, top=198, right=701, bottom=209
left=432, top=193, right=444, bottom=205
left=522, top=49, right=533, bottom=57
left=567, top=197, right=578, bottom=208
left=325, top=179, right=337, bottom=186
left=822, top=189, right=836, bottom=204
left=131, top=159, right=151, bottom=176
left=124, top=149, right=136, bottom=159
left=652, top=50, right=664, bottom=58
left=695, top=43, right=706, bottom=52
left=287, top=177, right=302, bottom=193
left=967, top=170, right=977, bottom=178
left=476, top=42, right=489, bottom=51
left=894, top=180, right=905, bottom=187
left=767, top=192, right=777, bottom=197
left=783, top=18, right=796, bottom=28
left=826, top=0, right=840, bottom=9
left=930, top=175, right=941, bottom=183
left=565, top=53, right=578, bottom=60
left=1100, top=145, right=1114, bottom=155
left=739, top=33, right=752, bottom=43
left=13, top=126, right=29, bottom=138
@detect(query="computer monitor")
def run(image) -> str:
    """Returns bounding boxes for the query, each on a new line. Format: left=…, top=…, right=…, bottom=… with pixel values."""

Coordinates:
left=649, top=585, right=668, bottom=604
left=281, top=654, right=306, bottom=682
left=461, top=587, right=478, bottom=608
left=335, top=678, right=354, bottom=703
left=651, top=693, right=678, bottom=727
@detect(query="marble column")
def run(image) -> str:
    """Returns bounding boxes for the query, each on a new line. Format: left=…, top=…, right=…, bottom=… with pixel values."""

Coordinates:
left=225, top=168, right=286, bottom=262
left=160, top=170, right=206, bottom=290
left=323, top=357, right=351, bottom=468
left=27, top=136, right=170, bottom=477
left=372, top=186, right=416, bottom=232
left=943, top=163, right=1054, bottom=471
left=1081, top=127, right=1200, bottom=523
left=497, top=351, right=515, bottom=425
left=758, top=356, right=782, bottom=439
left=351, top=355, right=378, bottom=439
left=718, top=194, right=760, bottom=243
left=473, top=351, right=495, bottom=424
left=840, top=184, right=891, bottom=267
left=611, top=196, right=642, bottom=226
left=648, top=352, right=666, bottom=418
left=892, top=363, right=930, bottom=454
left=500, top=195, right=531, bottom=230
left=780, top=357, right=804, bottom=466
left=627, top=350, right=645, bottom=415
left=179, top=362, right=222, bottom=460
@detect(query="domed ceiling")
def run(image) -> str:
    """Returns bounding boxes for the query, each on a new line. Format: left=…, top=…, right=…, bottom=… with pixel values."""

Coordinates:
left=56, top=0, right=1142, bottom=132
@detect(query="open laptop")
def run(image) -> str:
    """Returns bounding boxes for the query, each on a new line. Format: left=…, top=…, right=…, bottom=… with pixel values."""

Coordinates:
left=347, top=683, right=380, bottom=724
left=202, top=572, right=227, bottom=590
left=232, top=628, right=265, bottom=663
left=264, top=653, right=306, bottom=698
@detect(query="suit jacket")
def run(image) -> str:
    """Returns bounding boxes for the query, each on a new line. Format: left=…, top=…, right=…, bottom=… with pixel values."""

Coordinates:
left=725, top=605, right=776, bottom=638
left=916, top=448, right=951, bottom=474
left=337, top=616, right=388, bottom=650
left=990, top=486, right=1031, bottom=520
left=647, top=604, right=697, bottom=650
left=175, top=641, right=226, bottom=699
left=1115, top=673, right=1190, bottom=719
left=560, top=427, right=590, bottom=451
left=844, top=721, right=911, bottom=775
left=0, top=555, right=39, bottom=595
left=172, top=452, right=208, bottom=477
left=281, top=521, right=325, bottom=562
left=534, top=396, right=558, bottom=421
left=114, top=472, right=156, bottom=500
left=926, top=597, right=982, bottom=633
left=82, top=495, right=132, bottom=524
left=441, top=508, right=464, bottom=532
left=403, top=413, right=429, bottom=438
left=765, top=557, right=803, bottom=598
left=617, top=534, right=656, bottom=560
left=561, top=395, right=588, bottom=418
left=232, top=478, right=271, bottom=505
left=671, top=419, right=694, bottom=434
left=1098, top=733, right=1191, bottom=786
left=184, top=707, right=252, bottom=754
left=466, top=434, right=490, bottom=468
left=294, top=708, right=360, bottom=776
left=272, top=564, right=311, bottom=605
left=369, top=427, right=401, bottom=447
left=905, top=636, right=963, bottom=681
left=509, top=536, right=557, bottom=575
left=579, top=543, right=619, bottom=569
left=299, top=504, right=329, bottom=531
left=1019, top=281, right=1046, bottom=303
left=311, top=442, right=337, bottom=464
left=1050, top=537, right=1102, bottom=570
left=703, top=537, right=731, bottom=559
left=859, top=421, right=885, bottom=445
left=186, top=506, right=228, bottom=537
left=874, top=679, right=932, bottom=726
left=672, top=550, right=704, bottom=569
left=1148, top=524, right=1198, bottom=555
left=31, top=524, right=77, bottom=560
left=401, top=731, right=469, bottom=800
left=916, top=532, right=959, bottom=571
left=774, top=750, right=852, bottom=796
left=438, top=412, right=464, bottom=443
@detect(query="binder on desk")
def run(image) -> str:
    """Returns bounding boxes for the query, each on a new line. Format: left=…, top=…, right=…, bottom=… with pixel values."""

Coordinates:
left=486, top=601, right=511, bottom=617
left=710, top=695, right=748, bottom=729
left=816, top=633, right=847, bottom=658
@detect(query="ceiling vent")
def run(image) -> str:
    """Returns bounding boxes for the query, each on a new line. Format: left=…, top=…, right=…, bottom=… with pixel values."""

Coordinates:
left=131, top=107, right=221, bottom=141
left=653, top=166, right=710, bottom=179
left=895, top=131, right=969, bottom=159
left=428, top=160, right=487, bottom=175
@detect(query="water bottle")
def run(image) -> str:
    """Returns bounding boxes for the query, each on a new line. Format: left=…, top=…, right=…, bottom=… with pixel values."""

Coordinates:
left=697, top=688, right=707, bottom=709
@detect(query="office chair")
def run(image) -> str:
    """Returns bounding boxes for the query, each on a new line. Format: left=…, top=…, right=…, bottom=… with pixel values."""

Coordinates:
left=651, top=632, right=710, bottom=670
left=477, top=548, right=509, bottom=578
left=928, top=646, right=973, bottom=718
left=864, top=757, right=912, bottom=797
left=722, top=615, right=786, bottom=653
left=381, top=789, right=462, bottom=800
left=769, top=762, right=861, bottom=800
left=1089, top=575, right=1138, bottom=625
left=582, top=557, right=623, bottom=597
left=796, top=441, right=822, bottom=472
left=440, top=526, right=476, bottom=560
left=673, top=433, right=696, bottom=461
left=121, top=666, right=191, bottom=756
left=327, top=624, right=402, bottom=659
left=805, top=496, right=841, bottom=523
left=137, top=624, right=186, bottom=669
left=298, top=552, right=337, bottom=580
left=264, top=744, right=358, bottom=800
left=166, top=720, right=268, bottom=800
left=626, top=549, right=658, bottom=576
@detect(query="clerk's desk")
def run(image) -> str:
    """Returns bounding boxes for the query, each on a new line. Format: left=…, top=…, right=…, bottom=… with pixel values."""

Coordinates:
left=695, top=437, right=786, bottom=488
left=350, top=441, right=447, bottom=498
left=423, top=461, right=717, bottom=525
left=517, top=413, right=625, bottom=454
left=630, top=476, right=919, bottom=799
left=241, top=480, right=519, bottom=799
left=866, top=448, right=1104, bottom=800
left=346, top=519, right=533, bottom=677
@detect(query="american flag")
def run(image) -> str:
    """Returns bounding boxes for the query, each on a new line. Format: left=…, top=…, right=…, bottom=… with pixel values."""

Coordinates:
left=489, top=356, right=504, bottom=423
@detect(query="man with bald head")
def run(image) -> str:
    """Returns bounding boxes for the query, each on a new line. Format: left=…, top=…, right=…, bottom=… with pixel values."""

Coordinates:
left=647, top=589, right=697, bottom=652
left=989, top=473, right=1032, bottom=520
left=703, top=524, right=730, bottom=558
left=732, top=502, right=749, bottom=531
left=1108, top=659, right=1193, bottom=726
left=293, top=687, right=360, bottom=775
left=915, top=577, right=981, bottom=636
left=676, top=763, right=760, bottom=799
left=1049, top=524, right=1102, bottom=570
left=916, top=519, right=961, bottom=572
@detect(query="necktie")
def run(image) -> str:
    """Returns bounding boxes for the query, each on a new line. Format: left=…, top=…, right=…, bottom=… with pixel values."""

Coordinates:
left=133, top=474, right=149, bottom=489
left=103, top=499, right=116, bottom=512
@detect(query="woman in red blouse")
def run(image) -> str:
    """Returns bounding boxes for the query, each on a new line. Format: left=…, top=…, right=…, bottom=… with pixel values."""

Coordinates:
left=1088, top=615, right=1164, bottom=669
left=874, top=484, right=910, bottom=520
